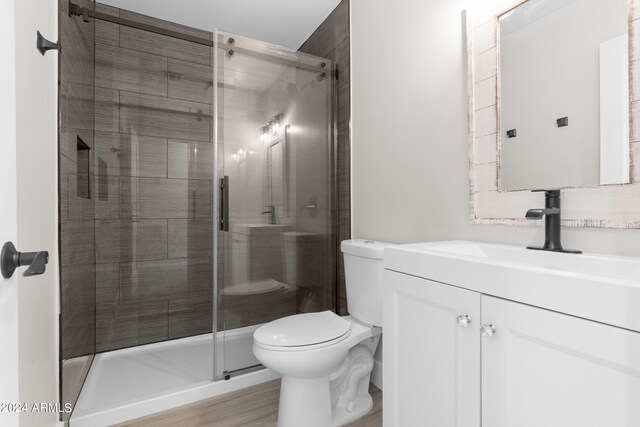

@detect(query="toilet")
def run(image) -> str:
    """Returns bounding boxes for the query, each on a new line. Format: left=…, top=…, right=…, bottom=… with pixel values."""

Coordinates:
left=253, top=239, right=391, bottom=427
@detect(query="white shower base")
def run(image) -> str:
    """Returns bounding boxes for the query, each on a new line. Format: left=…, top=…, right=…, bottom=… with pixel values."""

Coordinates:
left=70, top=325, right=279, bottom=427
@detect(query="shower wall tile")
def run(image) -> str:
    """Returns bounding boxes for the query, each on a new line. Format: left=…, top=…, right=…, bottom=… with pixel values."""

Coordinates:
left=167, top=140, right=213, bottom=180
left=95, top=219, right=168, bottom=263
left=168, top=293, right=213, bottom=339
left=120, top=177, right=212, bottom=220
left=61, top=221, right=95, bottom=267
left=60, top=25, right=94, bottom=86
left=118, top=257, right=212, bottom=302
left=167, top=59, right=213, bottom=104
left=167, top=219, right=213, bottom=259
left=60, top=85, right=94, bottom=132
left=95, top=3, right=119, bottom=46
left=62, top=312, right=95, bottom=359
left=119, top=91, right=211, bottom=141
left=96, top=299, right=169, bottom=352
left=94, top=132, right=168, bottom=178
left=299, top=0, right=350, bottom=315
left=95, top=87, right=120, bottom=133
left=61, top=264, right=96, bottom=321
left=247, top=289, right=297, bottom=325
left=95, top=174, right=120, bottom=220
left=96, top=44, right=168, bottom=97
left=96, top=263, right=120, bottom=306
left=120, top=26, right=211, bottom=66
left=68, top=174, right=95, bottom=222
left=299, top=0, right=349, bottom=59
left=61, top=263, right=96, bottom=359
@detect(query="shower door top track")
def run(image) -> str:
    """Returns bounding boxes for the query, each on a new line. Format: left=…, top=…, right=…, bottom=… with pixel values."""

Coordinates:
left=66, top=1, right=331, bottom=74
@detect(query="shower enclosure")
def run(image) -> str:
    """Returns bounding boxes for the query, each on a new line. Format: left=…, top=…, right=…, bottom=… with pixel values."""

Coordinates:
left=58, top=2, right=336, bottom=424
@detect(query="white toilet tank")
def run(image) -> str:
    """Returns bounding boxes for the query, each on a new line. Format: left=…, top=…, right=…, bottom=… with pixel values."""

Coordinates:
left=341, top=239, right=393, bottom=327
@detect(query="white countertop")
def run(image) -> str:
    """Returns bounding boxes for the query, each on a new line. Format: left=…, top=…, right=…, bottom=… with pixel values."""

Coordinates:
left=383, top=240, right=640, bottom=333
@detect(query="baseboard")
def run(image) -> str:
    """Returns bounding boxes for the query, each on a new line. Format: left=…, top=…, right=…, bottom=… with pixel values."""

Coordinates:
left=370, top=358, right=383, bottom=391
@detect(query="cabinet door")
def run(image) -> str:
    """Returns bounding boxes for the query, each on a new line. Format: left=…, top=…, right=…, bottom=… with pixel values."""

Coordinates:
left=482, top=295, right=640, bottom=427
left=383, top=271, right=480, bottom=427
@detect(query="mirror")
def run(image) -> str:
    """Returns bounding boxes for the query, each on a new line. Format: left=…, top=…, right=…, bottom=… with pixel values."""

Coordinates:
left=498, top=0, right=629, bottom=191
left=262, top=115, right=289, bottom=219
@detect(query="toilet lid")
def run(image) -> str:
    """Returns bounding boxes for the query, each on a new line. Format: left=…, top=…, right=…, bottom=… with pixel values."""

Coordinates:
left=254, top=311, right=351, bottom=347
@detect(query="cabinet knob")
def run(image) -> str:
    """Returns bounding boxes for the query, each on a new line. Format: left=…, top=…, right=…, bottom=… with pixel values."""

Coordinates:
left=456, top=315, right=472, bottom=327
left=481, top=324, right=496, bottom=338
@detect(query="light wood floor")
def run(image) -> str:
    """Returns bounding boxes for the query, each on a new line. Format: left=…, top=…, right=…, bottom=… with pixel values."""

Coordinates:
left=112, top=379, right=382, bottom=427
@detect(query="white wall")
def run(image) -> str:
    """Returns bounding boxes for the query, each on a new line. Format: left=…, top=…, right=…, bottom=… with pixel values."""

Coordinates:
left=0, top=0, right=20, bottom=425
left=350, top=0, right=640, bottom=257
left=14, top=0, right=60, bottom=425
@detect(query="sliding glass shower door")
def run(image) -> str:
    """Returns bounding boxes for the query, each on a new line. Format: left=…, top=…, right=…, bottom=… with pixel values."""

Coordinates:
left=214, top=32, right=336, bottom=378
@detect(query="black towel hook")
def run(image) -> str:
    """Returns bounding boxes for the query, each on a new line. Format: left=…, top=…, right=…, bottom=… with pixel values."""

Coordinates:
left=37, top=31, right=60, bottom=56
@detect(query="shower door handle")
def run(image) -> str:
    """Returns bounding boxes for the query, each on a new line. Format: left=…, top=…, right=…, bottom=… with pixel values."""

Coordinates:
left=219, top=175, right=229, bottom=231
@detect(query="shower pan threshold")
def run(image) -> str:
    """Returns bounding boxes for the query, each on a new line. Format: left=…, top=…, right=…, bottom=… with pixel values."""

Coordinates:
left=70, top=325, right=279, bottom=427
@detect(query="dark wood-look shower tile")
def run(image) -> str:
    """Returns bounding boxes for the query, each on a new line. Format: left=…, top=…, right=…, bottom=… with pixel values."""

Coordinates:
left=95, top=3, right=119, bottom=46
left=119, top=26, right=211, bottom=66
left=60, top=167, right=70, bottom=224
left=167, top=293, right=213, bottom=339
left=96, top=298, right=169, bottom=352
left=60, top=13, right=95, bottom=85
left=94, top=132, right=168, bottom=178
left=61, top=264, right=96, bottom=320
left=119, top=257, right=212, bottom=303
left=167, top=59, right=213, bottom=104
left=167, top=139, right=213, bottom=180
left=94, top=173, right=120, bottom=220
left=95, top=87, right=120, bottom=133
left=60, top=263, right=97, bottom=359
left=61, top=312, right=96, bottom=359
left=120, top=177, right=211, bottom=219
left=61, top=221, right=95, bottom=267
left=60, top=84, right=94, bottom=132
left=247, top=288, right=297, bottom=326
left=96, top=43, right=168, bottom=97
left=167, top=219, right=213, bottom=259
left=95, top=219, right=168, bottom=263
left=96, top=262, right=120, bottom=307
left=68, top=172, right=95, bottom=221
left=217, top=293, right=249, bottom=331
left=119, top=91, right=211, bottom=141
left=299, top=0, right=349, bottom=59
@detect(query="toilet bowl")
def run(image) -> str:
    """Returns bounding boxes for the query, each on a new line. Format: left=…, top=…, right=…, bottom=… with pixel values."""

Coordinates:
left=253, top=239, right=391, bottom=427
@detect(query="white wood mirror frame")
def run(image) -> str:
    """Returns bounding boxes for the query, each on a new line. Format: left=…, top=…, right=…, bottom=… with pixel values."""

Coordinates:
left=467, top=0, right=640, bottom=228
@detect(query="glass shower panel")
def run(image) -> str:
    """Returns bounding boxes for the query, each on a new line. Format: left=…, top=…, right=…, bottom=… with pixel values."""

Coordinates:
left=91, top=17, right=215, bottom=354
left=215, top=32, right=335, bottom=377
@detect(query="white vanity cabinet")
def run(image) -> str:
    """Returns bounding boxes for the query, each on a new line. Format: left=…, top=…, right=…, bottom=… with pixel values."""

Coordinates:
left=482, top=295, right=640, bottom=427
left=382, top=270, right=481, bottom=427
left=384, top=268, right=640, bottom=427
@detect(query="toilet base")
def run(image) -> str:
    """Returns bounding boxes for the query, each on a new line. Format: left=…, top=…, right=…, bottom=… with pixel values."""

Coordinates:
left=332, top=394, right=374, bottom=427
left=278, top=376, right=333, bottom=427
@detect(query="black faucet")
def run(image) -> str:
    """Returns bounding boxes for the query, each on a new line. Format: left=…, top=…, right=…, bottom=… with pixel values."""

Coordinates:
left=525, top=190, right=581, bottom=254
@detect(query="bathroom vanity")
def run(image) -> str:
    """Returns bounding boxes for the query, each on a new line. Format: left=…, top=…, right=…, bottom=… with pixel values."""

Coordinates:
left=382, top=241, right=640, bottom=427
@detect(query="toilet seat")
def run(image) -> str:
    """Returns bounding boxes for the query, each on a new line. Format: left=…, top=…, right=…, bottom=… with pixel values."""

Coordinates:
left=254, top=311, right=351, bottom=350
